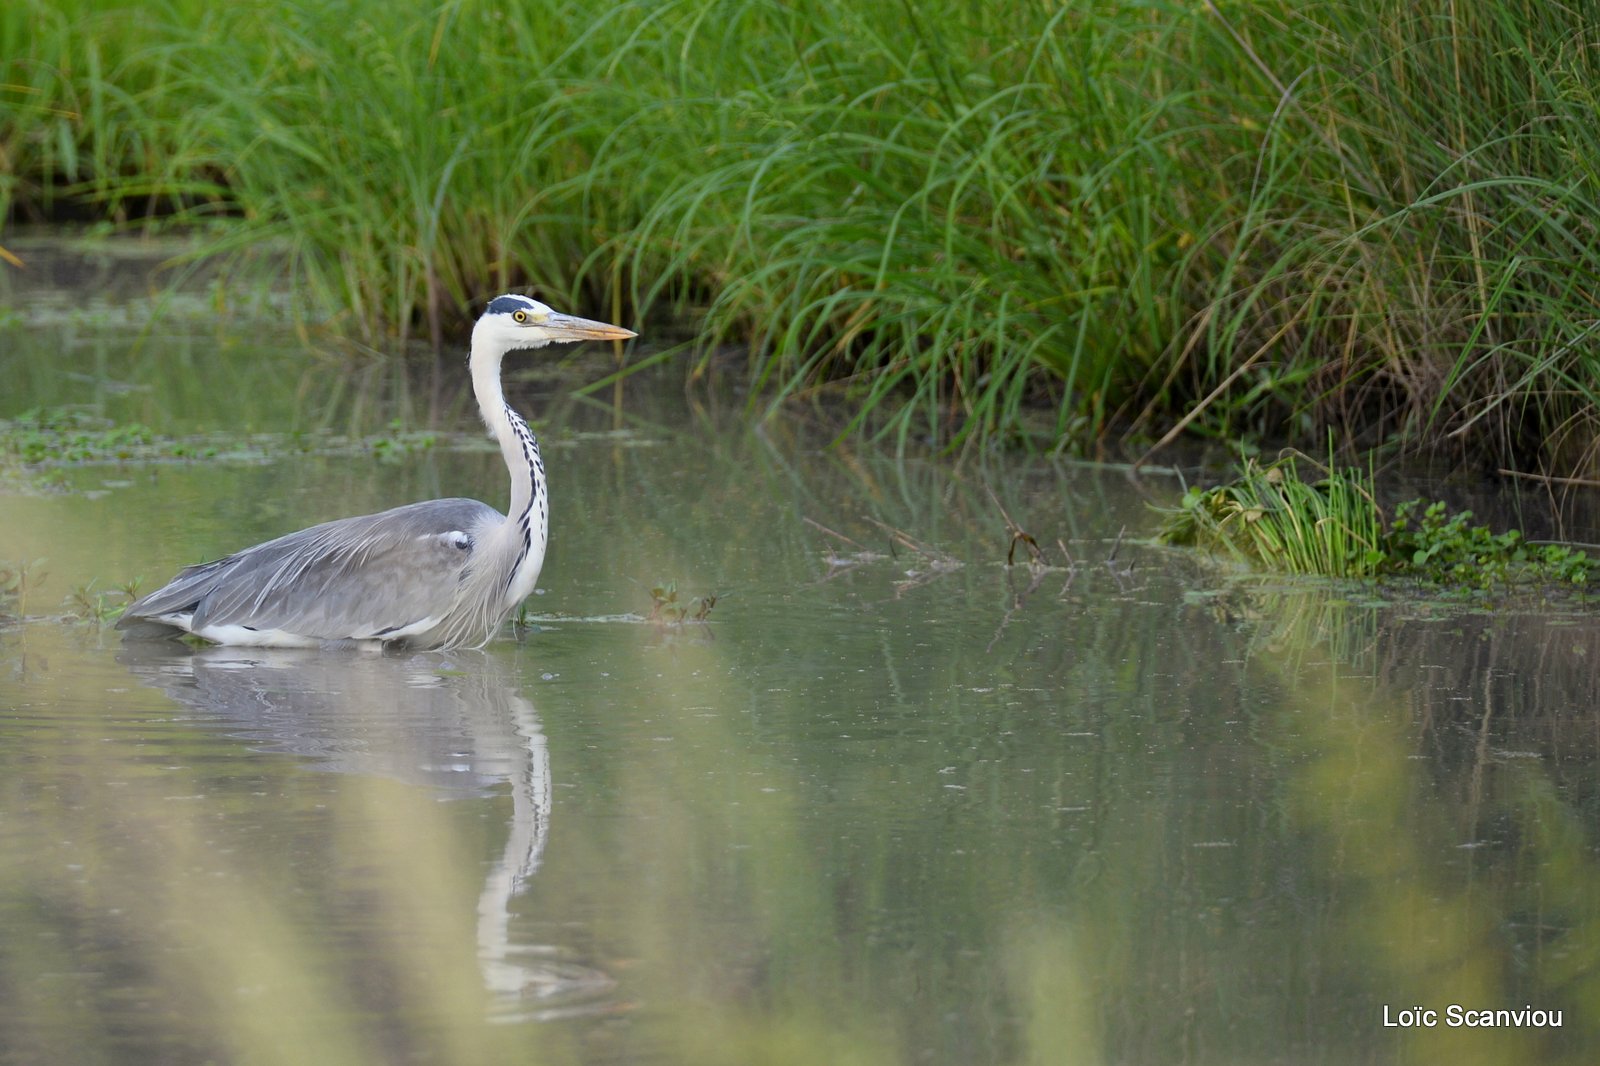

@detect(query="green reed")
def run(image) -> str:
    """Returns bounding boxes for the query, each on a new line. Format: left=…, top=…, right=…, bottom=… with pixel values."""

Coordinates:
left=7, top=1, right=1600, bottom=464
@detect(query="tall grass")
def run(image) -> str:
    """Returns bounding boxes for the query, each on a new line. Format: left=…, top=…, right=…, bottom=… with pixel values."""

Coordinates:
left=1174, top=2, right=1600, bottom=472
left=6, top=1, right=1600, bottom=463
left=0, top=0, right=228, bottom=223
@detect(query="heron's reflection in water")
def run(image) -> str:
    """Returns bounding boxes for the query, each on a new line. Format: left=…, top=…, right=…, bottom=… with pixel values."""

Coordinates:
left=117, top=642, right=614, bottom=1022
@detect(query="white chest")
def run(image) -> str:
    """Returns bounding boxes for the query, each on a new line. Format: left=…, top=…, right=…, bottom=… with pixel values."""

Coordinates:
left=500, top=487, right=548, bottom=610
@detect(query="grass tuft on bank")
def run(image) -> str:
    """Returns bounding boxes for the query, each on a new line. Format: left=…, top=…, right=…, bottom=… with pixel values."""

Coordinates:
left=1162, top=456, right=1385, bottom=579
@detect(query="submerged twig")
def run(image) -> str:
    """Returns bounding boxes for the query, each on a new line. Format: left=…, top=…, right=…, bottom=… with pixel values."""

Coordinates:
left=1056, top=538, right=1080, bottom=597
left=803, top=516, right=870, bottom=551
left=1106, top=525, right=1127, bottom=565
left=805, top=517, right=888, bottom=581
left=1103, top=525, right=1136, bottom=585
left=863, top=516, right=952, bottom=563
left=1056, top=538, right=1078, bottom=569
left=858, top=516, right=962, bottom=597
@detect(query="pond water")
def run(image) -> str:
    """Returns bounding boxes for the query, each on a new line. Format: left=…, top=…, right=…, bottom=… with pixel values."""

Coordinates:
left=3, top=240, right=1599, bottom=1065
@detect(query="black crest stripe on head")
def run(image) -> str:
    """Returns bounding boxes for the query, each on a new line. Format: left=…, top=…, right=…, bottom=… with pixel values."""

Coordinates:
left=487, top=294, right=535, bottom=315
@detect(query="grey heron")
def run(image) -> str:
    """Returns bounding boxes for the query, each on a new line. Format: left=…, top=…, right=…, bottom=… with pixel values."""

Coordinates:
left=116, top=294, right=635, bottom=649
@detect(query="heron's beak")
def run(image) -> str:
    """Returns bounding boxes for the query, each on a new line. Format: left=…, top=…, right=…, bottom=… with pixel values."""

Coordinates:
left=543, top=313, right=636, bottom=342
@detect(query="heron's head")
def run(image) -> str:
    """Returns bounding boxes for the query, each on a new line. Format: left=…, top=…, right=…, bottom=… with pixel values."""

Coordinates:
left=473, top=293, right=635, bottom=357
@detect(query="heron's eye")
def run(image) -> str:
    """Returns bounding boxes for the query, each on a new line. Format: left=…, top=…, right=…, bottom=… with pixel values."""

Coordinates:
left=512, top=309, right=528, bottom=323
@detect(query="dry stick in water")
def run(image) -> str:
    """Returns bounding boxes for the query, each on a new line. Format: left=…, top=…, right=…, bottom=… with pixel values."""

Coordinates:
left=984, top=484, right=1047, bottom=568
left=802, top=516, right=871, bottom=551
left=1105, top=526, right=1128, bottom=567
left=805, top=516, right=883, bottom=582
left=863, top=516, right=944, bottom=561
left=1056, top=539, right=1080, bottom=597
left=1056, top=539, right=1077, bottom=569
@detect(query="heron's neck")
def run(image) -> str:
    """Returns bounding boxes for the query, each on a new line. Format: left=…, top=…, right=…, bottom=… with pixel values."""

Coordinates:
left=470, top=342, right=546, bottom=530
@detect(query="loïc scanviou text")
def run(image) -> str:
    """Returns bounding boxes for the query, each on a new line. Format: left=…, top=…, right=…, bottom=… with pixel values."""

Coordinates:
left=1383, top=1005, right=1562, bottom=1028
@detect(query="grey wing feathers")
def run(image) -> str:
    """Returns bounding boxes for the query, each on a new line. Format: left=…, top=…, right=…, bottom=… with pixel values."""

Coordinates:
left=119, top=498, right=502, bottom=641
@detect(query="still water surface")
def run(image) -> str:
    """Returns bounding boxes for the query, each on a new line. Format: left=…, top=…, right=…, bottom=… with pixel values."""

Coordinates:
left=3, top=242, right=1599, bottom=1064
